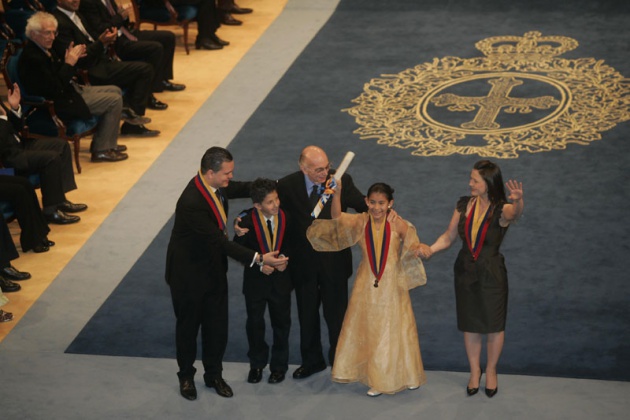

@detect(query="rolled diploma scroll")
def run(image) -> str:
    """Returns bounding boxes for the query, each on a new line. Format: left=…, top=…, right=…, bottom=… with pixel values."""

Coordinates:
left=311, top=151, right=355, bottom=218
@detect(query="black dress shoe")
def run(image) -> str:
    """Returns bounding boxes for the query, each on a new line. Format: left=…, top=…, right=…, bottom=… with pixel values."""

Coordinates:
left=91, top=150, right=129, bottom=162
left=115, top=144, right=127, bottom=152
left=195, top=38, right=223, bottom=50
left=120, top=123, right=161, bottom=137
left=58, top=201, right=88, bottom=213
left=147, top=95, right=168, bottom=110
left=229, top=3, right=253, bottom=14
left=247, top=368, right=263, bottom=383
left=43, top=238, right=55, bottom=247
left=205, top=378, right=233, bottom=398
left=121, top=107, right=151, bottom=125
left=162, top=80, right=186, bottom=91
left=0, top=276, right=21, bottom=293
left=33, top=244, right=50, bottom=253
left=45, top=210, right=80, bottom=225
left=1, top=266, right=31, bottom=281
left=210, top=33, right=230, bottom=46
left=268, top=371, right=285, bottom=384
left=179, top=378, right=197, bottom=401
left=485, top=387, right=498, bottom=398
left=221, top=13, right=242, bottom=25
left=292, top=363, right=327, bottom=379
left=467, top=371, right=482, bottom=396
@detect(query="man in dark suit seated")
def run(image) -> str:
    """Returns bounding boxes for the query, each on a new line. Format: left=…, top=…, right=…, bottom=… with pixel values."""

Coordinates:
left=19, top=12, right=128, bottom=163
left=217, top=0, right=253, bottom=26
left=143, top=0, right=227, bottom=50
left=52, top=0, right=159, bottom=137
left=233, top=178, right=292, bottom=385
left=0, top=175, right=53, bottom=253
left=0, top=211, right=24, bottom=294
left=0, top=86, right=88, bottom=225
left=78, top=0, right=186, bottom=111
left=166, top=147, right=288, bottom=401
left=276, top=146, right=367, bottom=379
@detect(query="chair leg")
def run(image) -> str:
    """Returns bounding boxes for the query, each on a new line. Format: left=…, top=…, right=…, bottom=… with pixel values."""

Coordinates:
left=72, top=136, right=82, bottom=174
left=183, top=24, right=190, bottom=55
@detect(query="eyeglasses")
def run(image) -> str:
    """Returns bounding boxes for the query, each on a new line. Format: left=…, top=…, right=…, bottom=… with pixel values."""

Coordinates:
left=37, top=30, right=58, bottom=37
left=308, top=163, right=332, bottom=175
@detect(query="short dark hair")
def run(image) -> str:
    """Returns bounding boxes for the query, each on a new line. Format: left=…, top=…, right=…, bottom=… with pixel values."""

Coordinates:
left=367, top=182, right=394, bottom=201
left=250, top=178, right=277, bottom=204
left=474, top=160, right=507, bottom=205
left=200, top=147, right=233, bottom=174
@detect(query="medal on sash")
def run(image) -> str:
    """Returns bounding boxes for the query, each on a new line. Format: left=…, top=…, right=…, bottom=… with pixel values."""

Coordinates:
left=464, top=198, right=491, bottom=261
left=365, top=216, right=391, bottom=288
left=194, top=170, right=228, bottom=236
left=252, top=209, right=286, bottom=253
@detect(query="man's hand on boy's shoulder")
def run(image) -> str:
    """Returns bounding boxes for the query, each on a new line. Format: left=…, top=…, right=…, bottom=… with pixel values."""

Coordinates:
left=233, top=209, right=251, bottom=237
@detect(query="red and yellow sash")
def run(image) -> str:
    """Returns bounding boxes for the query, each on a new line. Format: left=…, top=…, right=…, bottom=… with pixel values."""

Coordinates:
left=194, top=170, right=227, bottom=234
left=365, top=216, right=391, bottom=288
left=464, top=198, right=491, bottom=261
left=252, top=208, right=286, bottom=253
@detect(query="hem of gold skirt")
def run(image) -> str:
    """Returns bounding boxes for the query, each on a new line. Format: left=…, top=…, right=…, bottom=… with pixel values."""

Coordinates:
left=332, top=375, right=427, bottom=395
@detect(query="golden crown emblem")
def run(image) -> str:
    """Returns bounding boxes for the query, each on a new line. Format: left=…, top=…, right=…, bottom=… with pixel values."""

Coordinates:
left=476, top=31, right=578, bottom=63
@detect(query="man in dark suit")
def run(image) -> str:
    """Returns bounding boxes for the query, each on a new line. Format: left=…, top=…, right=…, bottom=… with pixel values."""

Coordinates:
left=276, top=145, right=367, bottom=379
left=143, top=0, right=227, bottom=50
left=166, top=147, right=288, bottom=401
left=19, top=11, right=129, bottom=163
left=0, top=84, right=87, bottom=225
left=0, top=175, right=52, bottom=253
left=233, top=178, right=292, bottom=385
left=78, top=0, right=185, bottom=110
left=217, top=0, right=253, bottom=26
left=52, top=0, right=159, bottom=137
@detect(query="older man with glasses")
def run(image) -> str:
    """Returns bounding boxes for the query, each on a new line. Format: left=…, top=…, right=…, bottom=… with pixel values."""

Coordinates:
left=18, top=11, right=129, bottom=163
left=275, top=146, right=368, bottom=379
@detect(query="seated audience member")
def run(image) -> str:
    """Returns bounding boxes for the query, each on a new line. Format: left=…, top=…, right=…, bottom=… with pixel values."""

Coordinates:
left=19, top=12, right=131, bottom=162
left=218, top=0, right=252, bottom=26
left=78, top=0, right=186, bottom=111
left=0, top=87, right=87, bottom=225
left=143, top=0, right=227, bottom=50
left=51, top=0, right=159, bottom=137
left=0, top=175, right=54, bottom=252
left=0, top=214, right=30, bottom=294
left=0, top=288, right=14, bottom=322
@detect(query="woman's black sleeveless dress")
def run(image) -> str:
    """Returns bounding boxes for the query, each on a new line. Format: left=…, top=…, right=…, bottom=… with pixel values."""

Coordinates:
left=454, top=197, right=509, bottom=333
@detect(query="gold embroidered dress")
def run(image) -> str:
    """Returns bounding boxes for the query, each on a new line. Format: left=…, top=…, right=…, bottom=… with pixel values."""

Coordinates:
left=307, top=213, right=427, bottom=393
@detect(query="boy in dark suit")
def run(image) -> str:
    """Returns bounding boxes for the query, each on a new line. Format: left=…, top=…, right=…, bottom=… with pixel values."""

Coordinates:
left=234, top=178, right=292, bottom=385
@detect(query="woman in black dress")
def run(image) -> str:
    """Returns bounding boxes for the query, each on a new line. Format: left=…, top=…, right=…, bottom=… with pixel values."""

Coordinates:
left=427, top=160, right=523, bottom=398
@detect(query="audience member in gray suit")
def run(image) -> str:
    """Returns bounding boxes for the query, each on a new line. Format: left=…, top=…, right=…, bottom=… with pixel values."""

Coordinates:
left=19, top=12, right=128, bottom=163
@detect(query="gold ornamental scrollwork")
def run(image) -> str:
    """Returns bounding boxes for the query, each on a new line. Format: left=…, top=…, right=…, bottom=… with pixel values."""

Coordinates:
left=344, top=31, right=630, bottom=158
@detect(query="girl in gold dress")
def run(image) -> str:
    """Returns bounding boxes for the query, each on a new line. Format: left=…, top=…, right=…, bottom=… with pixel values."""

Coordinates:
left=307, top=181, right=428, bottom=396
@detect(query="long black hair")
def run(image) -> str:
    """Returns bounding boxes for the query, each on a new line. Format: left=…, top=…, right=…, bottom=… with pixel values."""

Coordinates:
left=474, top=160, right=507, bottom=208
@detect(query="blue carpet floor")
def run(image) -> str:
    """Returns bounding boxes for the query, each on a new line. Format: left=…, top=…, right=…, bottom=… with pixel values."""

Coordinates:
left=66, top=0, right=630, bottom=381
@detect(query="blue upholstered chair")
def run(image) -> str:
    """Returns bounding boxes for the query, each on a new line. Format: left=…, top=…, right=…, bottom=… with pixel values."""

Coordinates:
left=131, top=0, right=197, bottom=55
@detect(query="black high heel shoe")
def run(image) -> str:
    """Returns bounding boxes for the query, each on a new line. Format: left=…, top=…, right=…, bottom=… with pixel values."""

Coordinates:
left=485, top=370, right=498, bottom=397
left=466, top=371, right=483, bottom=396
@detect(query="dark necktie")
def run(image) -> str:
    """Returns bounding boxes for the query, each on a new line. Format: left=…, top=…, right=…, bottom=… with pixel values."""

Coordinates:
left=267, top=219, right=274, bottom=244
left=309, top=184, right=320, bottom=207
left=216, top=189, right=225, bottom=210
left=103, top=0, right=138, bottom=41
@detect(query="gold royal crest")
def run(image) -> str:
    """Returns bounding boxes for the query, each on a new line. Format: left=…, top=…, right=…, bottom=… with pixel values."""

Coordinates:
left=344, top=31, right=630, bottom=158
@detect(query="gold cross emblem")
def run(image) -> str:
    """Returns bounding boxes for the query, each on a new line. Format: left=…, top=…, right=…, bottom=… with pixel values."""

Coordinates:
left=431, top=76, right=559, bottom=130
